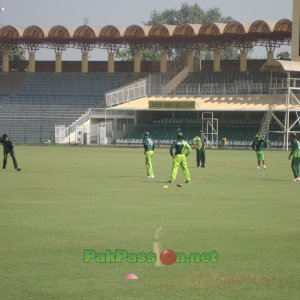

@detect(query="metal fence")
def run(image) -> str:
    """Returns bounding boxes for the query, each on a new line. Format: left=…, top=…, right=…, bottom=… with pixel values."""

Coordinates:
left=171, top=82, right=270, bottom=96
left=112, top=124, right=286, bottom=149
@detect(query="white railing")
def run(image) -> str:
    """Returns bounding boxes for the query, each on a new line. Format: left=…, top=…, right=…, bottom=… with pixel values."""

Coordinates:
left=89, top=108, right=135, bottom=119
left=172, top=82, right=270, bottom=95
left=105, top=78, right=148, bottom=107
left=65, top=110, right=90, bottom=137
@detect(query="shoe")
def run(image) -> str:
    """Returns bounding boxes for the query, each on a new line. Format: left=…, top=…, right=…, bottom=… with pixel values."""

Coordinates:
left=16, top=168, right=21, bottom=171
left=147, top=175, right=154, bottom=179
left=201, top=165, right=205, bottom=168
left=1, top=169, right=5, bottom=171
left=185, top=179, right=191, bottom=183
left=167, top=179, right=174, bottom=183
left=263, top=165, right=267, bottom=169
left=294, top=177, right=300, bottom=182
left=257, top=166, right=260, bottom=170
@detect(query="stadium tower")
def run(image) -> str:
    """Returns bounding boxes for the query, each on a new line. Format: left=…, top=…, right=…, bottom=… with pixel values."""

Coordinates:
left=292, top=0, right=300, bottom=61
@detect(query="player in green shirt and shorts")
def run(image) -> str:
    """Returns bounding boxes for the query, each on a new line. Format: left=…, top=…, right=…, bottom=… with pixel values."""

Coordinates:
left=252, top=135, right=266, bottom=169
left=288, top=132, right=300, bottom=181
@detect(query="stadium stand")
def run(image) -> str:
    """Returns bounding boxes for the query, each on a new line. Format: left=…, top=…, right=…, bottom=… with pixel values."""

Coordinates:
left=171, top=71, right=288, bottom=95
left=0, top=72, right=148, bottom=143
left=115, top=116, right=297, bottom=148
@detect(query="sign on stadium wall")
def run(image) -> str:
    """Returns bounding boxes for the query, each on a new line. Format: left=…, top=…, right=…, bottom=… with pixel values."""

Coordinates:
left=148, top=101, right=195, bottom=109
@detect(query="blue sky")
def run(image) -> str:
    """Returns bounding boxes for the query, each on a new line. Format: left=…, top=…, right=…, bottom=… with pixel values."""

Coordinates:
left=0, top=0, right=293, bottom=60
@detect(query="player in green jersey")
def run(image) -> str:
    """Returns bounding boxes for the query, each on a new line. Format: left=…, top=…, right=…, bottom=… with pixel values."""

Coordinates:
left=143, top=132, right=155, bottom=179
left=288, top=132, right=300, bottom=181
left=252, top=135, right=266, bottom=169
left=168, top=132, right=191, bottom=183
left=192, top=130, right=207, bottom=168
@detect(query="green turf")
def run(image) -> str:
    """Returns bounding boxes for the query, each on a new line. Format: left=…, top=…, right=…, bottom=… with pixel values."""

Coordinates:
left=0, top=146, right=299, bottom=300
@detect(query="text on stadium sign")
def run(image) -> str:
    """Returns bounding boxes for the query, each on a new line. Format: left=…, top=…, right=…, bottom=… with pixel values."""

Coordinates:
left=148, top=101, right=196, bottom=109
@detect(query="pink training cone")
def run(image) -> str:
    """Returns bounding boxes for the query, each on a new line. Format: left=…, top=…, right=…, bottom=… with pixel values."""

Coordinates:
left=125, top=273, right=138, bottom=280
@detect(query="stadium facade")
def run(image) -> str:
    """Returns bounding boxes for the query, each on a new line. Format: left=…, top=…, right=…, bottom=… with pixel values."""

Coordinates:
left=0, top=16, right=300, bottom=149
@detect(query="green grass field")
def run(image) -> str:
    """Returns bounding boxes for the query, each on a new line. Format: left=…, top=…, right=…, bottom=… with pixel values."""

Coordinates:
left=0, top=145, right=299, bottom=300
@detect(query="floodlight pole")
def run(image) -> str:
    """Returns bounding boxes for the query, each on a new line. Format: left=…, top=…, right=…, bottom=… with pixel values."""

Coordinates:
left=285, top=72, right=291, bottom=150
left=0, top=7, right=5, bottom=27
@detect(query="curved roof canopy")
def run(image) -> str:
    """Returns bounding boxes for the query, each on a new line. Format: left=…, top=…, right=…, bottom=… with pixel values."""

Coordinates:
left=148, top=24, right=175, bottom=37
left=261, top=60, right=300, bottom=73
left=0, top=19, right=292, bottom=49
left=174, top=24, right=200, bottom=36
left=73, top=25, right=96, bottom=38
left=100, top=25, right=122, bottom=38
left=199, top=23, right=226, bottom=35
left=124, top=25, right=147, bottom=37
left=224, top=21, right=248, bottom=34
left=0, top=25, right=22, bottom=38
left=48, top=25, right=70, bottom=38
left=249, top=20, right=276, bottom=33
left=23, top=25, right=45, bottom=38
left=274, top=19, right=292, bottom=32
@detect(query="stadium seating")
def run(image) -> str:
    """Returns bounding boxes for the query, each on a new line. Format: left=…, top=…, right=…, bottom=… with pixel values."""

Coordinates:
left=171, top=71, right=286, bottom=96
left=0, top=72, right=148, bottom=143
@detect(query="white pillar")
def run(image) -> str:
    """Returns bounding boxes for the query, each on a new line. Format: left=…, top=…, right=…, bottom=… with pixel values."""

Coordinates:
left=82, top=51, right=88, bottom=73
left=108, top=51, right=115, bottom=73
left=186, top=49, right=194, bottom=72
left=240, top=48, right=248, bottom=72
left=213, top=49, right=221, bottom=72
left=160, top=49, right=168, bottom=73
left=134, top=50, right=141, bottom=73
left=55, top=51, right=62, bottom=73
left=28, top=48, right=36, bottom=72
left=2, top=49, right=9, bottom=72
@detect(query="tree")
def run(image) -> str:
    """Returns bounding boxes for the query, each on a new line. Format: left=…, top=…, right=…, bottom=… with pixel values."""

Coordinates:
left=277, top=51, right=290, bottom=60
left=0, top=46, right=26, bottom=70
left=116, top=3, right=239, bottom=61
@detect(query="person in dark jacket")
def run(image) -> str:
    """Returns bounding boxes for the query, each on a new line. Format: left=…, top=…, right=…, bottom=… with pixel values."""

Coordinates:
left=0, top=134, right=21, bottom=171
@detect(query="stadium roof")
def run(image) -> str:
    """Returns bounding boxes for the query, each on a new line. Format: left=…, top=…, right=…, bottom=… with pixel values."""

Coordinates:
left=260, top=60, right=300, bottom=73
left=109, top=95, right=288, bottom=112
left=0, top=19, right=292, bottom=50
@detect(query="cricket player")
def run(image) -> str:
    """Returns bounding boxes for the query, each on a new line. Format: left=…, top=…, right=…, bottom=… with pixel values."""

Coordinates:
left=252, top=135, right=266, bottom=169
left=0, top=134, right=21, bottom=171
left=288, top=132, right=300, bottom=181
left=143, top=132, right=155, bottom=178
left=168, top=132, right=191, bottom=183
left=192, top=130, right=207, bottom=168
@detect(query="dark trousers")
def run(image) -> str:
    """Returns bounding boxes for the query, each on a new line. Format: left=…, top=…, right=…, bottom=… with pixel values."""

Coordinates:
left=3, top=150, right=19, bottom=169
left=196, top=149, right=206, bottom=167
left=291, top=157, right=300, bottom=178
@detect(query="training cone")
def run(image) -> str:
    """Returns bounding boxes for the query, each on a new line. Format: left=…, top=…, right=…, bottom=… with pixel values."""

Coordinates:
left=125, top=273, right=138, bottom=280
